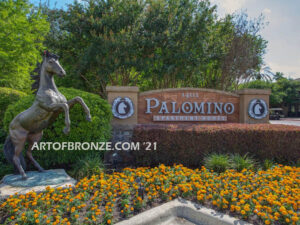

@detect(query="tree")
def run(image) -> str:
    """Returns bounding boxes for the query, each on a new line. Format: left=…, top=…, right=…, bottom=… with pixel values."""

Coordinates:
left=275, top=77, right=300, bottom=107
left=239, top=74, right=300, bottom=107
left=273, top=72, right=284, bottom=81
left=43, top=0, right=267, bottom=95
left=43, top=0, right=146, bottom=95
left=244, top=65, right=273, bottom=82
left=0, top=0, right=49, bottom=92
left=220, top=12, right=268, bottom=90
left=43, top=0, right=219, bottom=95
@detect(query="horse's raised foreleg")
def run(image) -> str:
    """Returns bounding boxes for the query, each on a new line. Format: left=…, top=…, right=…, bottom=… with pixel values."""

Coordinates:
left=68, top=97, right=91, bottom=121
left=27, top=132, right=44, bottom=172
left=38, top=102, right=70, bottom=134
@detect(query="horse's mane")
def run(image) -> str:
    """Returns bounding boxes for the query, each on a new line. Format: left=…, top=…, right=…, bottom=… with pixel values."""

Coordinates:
left=30, top=61, right=42, bottom=94
left=30, top=52, right=59, bottom=94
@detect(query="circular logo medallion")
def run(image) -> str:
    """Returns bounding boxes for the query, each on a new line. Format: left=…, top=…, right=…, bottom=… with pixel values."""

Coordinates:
left=112, top=97, right=134, bottom=119
left=248, top=99, right=268, bottom=119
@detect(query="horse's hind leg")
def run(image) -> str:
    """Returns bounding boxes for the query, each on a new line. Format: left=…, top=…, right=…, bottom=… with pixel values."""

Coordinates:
left=10, top=130, right=28, bottom=180
left=27, top=132, right=45, bottom=172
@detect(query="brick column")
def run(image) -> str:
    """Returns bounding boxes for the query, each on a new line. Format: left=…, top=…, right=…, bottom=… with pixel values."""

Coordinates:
left=237, top=89, right=271, bottom=124
left=106, top=86, right=139, bottom=126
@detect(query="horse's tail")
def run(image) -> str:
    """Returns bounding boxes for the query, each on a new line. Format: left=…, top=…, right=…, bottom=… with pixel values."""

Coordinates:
left=3, top=136, right=26, bottom=172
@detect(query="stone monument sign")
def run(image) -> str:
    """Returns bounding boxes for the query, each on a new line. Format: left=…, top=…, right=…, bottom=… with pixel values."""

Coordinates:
left=107, top=86, right=271, bottom=125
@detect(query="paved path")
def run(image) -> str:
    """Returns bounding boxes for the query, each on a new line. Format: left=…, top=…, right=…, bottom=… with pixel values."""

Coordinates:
left=270, top=118, right=300, bottom=126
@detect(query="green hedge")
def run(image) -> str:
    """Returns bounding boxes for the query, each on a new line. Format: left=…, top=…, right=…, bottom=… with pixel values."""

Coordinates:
left=3, top=87, right=112, bottom=168
left=0, top=87, right=27, bottom=127
left=131, top=124, right=300, bottom=167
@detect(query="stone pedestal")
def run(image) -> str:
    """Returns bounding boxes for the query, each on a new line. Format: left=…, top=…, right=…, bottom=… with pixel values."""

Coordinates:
left=0, top=169, right=76, bottom=199
left=104, top=124, right=135, bottom=169
left=237, top=89, right=271, bottom=124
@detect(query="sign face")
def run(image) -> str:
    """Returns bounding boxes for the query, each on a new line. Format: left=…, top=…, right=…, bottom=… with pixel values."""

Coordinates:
left=248, top=99, right=268, bottom=119
left=112, top=97, right=134, bottom=119
left=138, top=89, right=240, bottom=124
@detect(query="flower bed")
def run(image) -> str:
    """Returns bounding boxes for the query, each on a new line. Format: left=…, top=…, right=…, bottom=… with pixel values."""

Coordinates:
left=0, top=165, right=299, bottom=225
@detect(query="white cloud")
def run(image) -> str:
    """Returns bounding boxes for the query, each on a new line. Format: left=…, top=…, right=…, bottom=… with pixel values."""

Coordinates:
left=210, top=0, right=247, bottom=14
left=262, top=8, right=271, bottom=14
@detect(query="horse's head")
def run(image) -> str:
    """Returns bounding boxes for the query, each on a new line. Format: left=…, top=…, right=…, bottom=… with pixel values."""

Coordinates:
left=43, top=50, right=66, bottom=77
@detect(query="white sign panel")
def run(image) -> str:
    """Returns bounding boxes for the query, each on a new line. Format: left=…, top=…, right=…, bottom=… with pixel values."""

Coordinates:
left=248, top=99, right=268, bottom=119
left=112, top=97, right=134, bottom=119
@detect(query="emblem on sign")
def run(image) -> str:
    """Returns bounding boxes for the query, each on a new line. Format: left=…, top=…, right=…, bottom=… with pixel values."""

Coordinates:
left=248, top=99, right=268, bottom=119
left=112, top=97, right=134, bottom=119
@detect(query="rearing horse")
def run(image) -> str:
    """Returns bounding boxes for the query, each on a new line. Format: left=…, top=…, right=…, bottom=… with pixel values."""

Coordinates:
left=4, top=50, right=91, bottom=180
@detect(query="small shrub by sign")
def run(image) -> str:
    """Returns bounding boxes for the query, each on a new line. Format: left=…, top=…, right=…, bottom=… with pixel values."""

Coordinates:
left=132, top=124, right=300, bottom=167
left=69, top=153, right=104, bottom=180
left=204, top=153, right=231, bottom=173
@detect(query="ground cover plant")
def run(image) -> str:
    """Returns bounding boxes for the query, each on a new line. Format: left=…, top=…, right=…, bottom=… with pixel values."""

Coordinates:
left=0, top=164, right=299, bottom=225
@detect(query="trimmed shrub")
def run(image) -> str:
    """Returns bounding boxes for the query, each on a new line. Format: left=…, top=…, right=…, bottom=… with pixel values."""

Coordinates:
left=0, top=88, right=27, bottom=143
left=131, top=124, right=300, bottom=167
left=0, top=146, right=14, bottom=180
left=3, top=87, right=112, bottom=168
left=0, top=87, right=27, bottom=126
left=204, top=153, right=231, bottom=173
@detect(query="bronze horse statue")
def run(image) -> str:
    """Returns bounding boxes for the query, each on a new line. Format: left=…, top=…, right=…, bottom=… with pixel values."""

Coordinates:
left=4, top=50, right=91, bottom=180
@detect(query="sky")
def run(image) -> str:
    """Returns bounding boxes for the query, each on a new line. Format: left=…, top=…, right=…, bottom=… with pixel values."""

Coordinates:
left=31, top=0, right=300, bottom=79
left=210, top=0, right=300, bottom=79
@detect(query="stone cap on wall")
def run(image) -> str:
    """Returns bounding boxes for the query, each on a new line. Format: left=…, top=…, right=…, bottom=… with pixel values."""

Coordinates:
left=106, top=86, right=139, bottom=93
left=236, top=88, right=271, bottom=95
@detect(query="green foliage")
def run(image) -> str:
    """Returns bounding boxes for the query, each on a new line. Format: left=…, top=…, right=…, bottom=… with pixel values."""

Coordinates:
left=0, top=147, right=14, bottom=180
left=69, top=152, right=104, bottom=180
left=0, top=87, right=27, bottom=144
left=0, top=128, right=6, bottom=143
left=0, top=87, right=27, bottom=126
left=3, top=87, right=112, bottom=168
left=239, top=80, right=282, bottom=106
left=42, top=0, right=267, bottom=94
left=230, top=153, right=256, bottom=172
left=204, top=153, right=256, bottom=173
left=0, top=0, right=49, bottom=92
left=204, top=153, right=231, bottom=173
left=262, top=159, right=274, bottom=170
left=275, top=78, right=300, bottom=106
left=239, top=77, right=300, bottom=107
